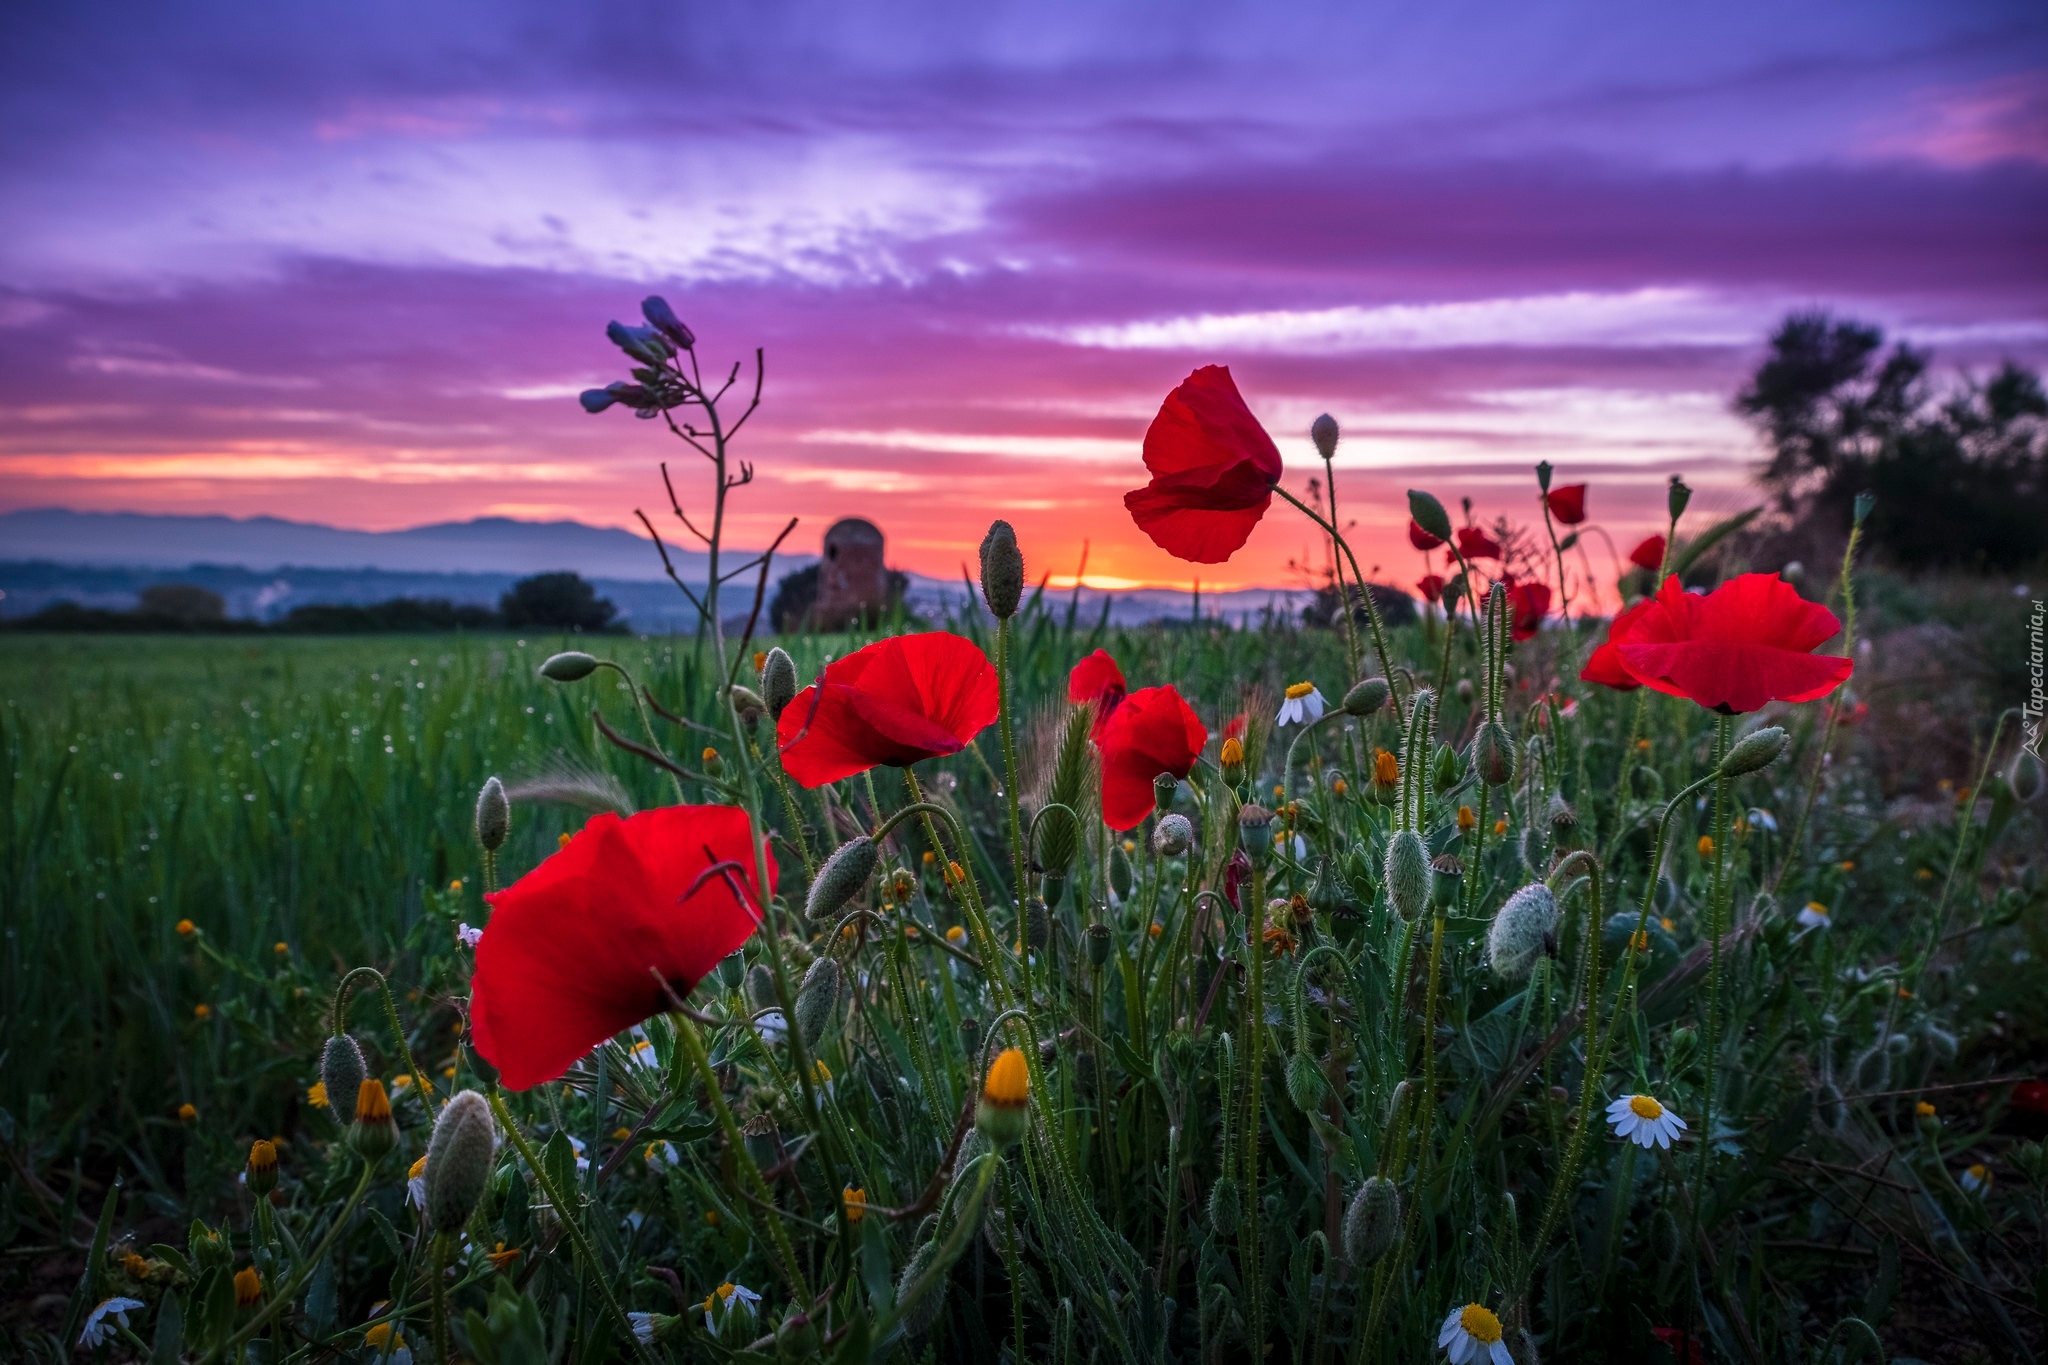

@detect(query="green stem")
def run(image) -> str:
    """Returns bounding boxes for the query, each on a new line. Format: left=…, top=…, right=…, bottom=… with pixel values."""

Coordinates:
left=196, top=1163, right=375, bottom=1365
left=333, top=967, right=431, bottom=1115
left=997, top=617, right=1028, bottom=919
left=1274, top=486, right=1400, bottom=702
left=1241, top=858, right=1269, bottom=1352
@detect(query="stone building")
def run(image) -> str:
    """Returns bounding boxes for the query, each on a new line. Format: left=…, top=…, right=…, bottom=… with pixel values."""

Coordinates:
left=809, top=517, right=889, bottom=629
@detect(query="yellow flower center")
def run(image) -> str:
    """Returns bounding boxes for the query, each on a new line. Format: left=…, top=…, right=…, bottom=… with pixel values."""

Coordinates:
left=813, top=1060, right=832, bottom=1084
left=717, top=1282, right=737, bottom=1302
left=946, top=925, right=966, bottom=943
left=1967, top=1163, right=1987, bottom=1180
left=1459, top=1304, right=1502, bottom=1342
left=1915, top=1101, right=1935, bottom=1117
left=1628, top=1095, right=1663, bottom=1120
left=408, top=1155, right=427, bottom=1180
left=1285, top=681, right=1316, bottom=700
left=1806, top=902, right=1828, bottom=918
left=1220, top=737, right=1244, bottom=765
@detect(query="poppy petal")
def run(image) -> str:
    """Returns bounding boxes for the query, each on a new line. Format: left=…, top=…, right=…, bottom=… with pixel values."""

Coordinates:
left=1097, top=685, right=1208, bottom=830
left=777, top=633, right=998, bottom=787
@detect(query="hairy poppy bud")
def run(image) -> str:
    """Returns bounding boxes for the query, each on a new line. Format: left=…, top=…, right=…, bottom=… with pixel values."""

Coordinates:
left=1286, top=1051, right=1326, bottom=1113
left=1152, top=813, right=1194, bottom=858
left=744, top=964, right=777, bottom=1013
left=1407, top=490, right=1453, bottom=545
left=1471, top=721, right=1516, bottom=788
left=1342, top=1176, right=1400, bottom=1267
left=895, top=1239, right=946, bottom=1336
left=1718, top=726, right=1788, bottom=778
left=1342, top=677, right=1390, bottom=717
left=348, top=1079, right=396, bottom=1162
left=761, top=647, right=798, bottom=719
left=424, top=1090, right=496, bottom=1236
left=795, top=957, right=841, bottom=1047
left=1384, top=830, right=1432, bottom=919
left=1207, top=1175, right=1242, bottom=1235
left=725, top=686, right=766, bottom=723
left=1083, top=921, right=1113, bottom=967
left=975, top=1048, right=1031, bottom=1147
left=1668, top=475, right=1692, bottom=521
left=246, top=1140, right=278, bottom=1199
left=538, top=651, right=598, bottom=683
left=322, top=1034, right=367, bottom=1126
left=1024, top=898, right=1052, bottom=952
left=808, top=837, right=877, bottom=921
left=2006, top=749, right=2042, bottom=803
left=1237, top=804, right=1276, bottom=863
left=474, top=776, right=510, bottom=853
left=1488, top=883, right=1557, bottom=981
left=1432, top=742, right=1459, bottom=793
left=1311, top=413, right=1339, bottom=459
left=978, top=520, right=1024, bottom=620
left=640, top=295, right=695, bottom=350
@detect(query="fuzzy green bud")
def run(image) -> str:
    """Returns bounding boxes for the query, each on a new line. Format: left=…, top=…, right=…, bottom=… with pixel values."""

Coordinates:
left=895, top=1240, right=946, bottom=1336
left=1285, top=1051, right=1327, bottom=1113
left=1384, top=829, right=1432, bottom=919
left=761, top=647, right=798, bottom=719
left=537, top=650, right=599, bottom=683
left=1311, top=413, right=1340, bottom=459
left=1024, top=898, right=1052, bottom=952
left=321, top=1033, right=367, bottom=1126
left=1152, top=812, right=1194, bottom=858
left=1718, top=726, right=1788, bottom=778
left=1668, top=475, right=1692, bottom=521
left=807, top=836, right=877, bottom=921
left=424, top=1090, right=497, bottom=1236
left=1407, top=489, right=1453, bottom=544
left=1109, top=848, right=1134, bottom=901
left=795, top=956, right=841, bottom=1048
left=978, top=520, right=1024, bottom=620
left=1083, top=921, right=1113, bottom=968
left=475, top=776, right=510, bottom=852
left=1207, top=1175, right=1242, bottom=1235
left=1342, top=1176, right=1400, bottom=1268
left=1487, top=883, right=1557, bottom=981
left=1342, top=677, right=1391, bottom=717
left=744, top=963, right=778, bottom=1013
left=1471, top=721, right=1516, bottom=788
left=1431, top=742, right=1459, bottom=793
left=1237, top=804, right=1276, bottom=863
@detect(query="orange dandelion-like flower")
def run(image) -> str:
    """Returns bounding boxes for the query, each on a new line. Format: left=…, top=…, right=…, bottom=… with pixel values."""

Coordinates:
left=487, top=1242, right=522, bottom=1271
left=1373, top=749, right=1399, bottom=786
left=176, top=919, right=197, bottom=937
left=1696, top=836, right=1714, bottom=858
left=1457, top=805, right=1476, bottom=833
left=1493, top=818, right=1509, bottom=836
left=233, top=1267, right=262, bottom=1307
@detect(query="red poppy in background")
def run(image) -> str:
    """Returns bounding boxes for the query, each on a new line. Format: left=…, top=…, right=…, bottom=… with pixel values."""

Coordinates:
left=1651, top=1327, right=1706, bottom=1365
left=1580, top=598, right=1656, bottom=691
left=1125, top=366, right=1285, bottom=563
left=1408, top=520, right=1445, bottom=551
left=1097, top=685, right=1209, bottom=830
left=471, top=805, right=774, bottom=1090
left=1416, top=573, right=1446, bottom=604
left=777, top=632, right=998, bottom=787
left=1587, top=573, right=1854, bottom=713
left=1546, top=484, right=1587, bottom=525
left=1506, top=580, right=1551, bottom=641
left=1629, top=535, right=1667, bottom=572
left=1223, top=712, right=1248, bottom=742
left=1067, top=649, right=1127, bottom=735
left=2012, top=1080, right=2048, bottom=1116
left=1454, top=526, right=1502, bottom=561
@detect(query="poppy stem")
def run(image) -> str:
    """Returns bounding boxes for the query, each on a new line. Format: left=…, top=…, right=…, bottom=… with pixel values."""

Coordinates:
left=1688, top=715, right=1735, bottom=1268
left=996, top=617, right=1028, bottom=928
left=331, top=966, right=432, bottom=1118
left=1771, top=514, right=1866, bottom=892
left=1273, top=486, right=1399, bottom=700
left=1239, top=856, right=1268, bottom=1352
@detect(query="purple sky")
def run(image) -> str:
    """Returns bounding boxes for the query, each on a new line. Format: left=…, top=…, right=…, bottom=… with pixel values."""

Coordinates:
left=2, top=1, right=2044, bottom=591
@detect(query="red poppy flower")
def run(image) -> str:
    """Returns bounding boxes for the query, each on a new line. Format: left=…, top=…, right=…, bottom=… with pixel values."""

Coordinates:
left=1586, top=573, right=1853, bottom=714
left=1096, top=685, right=1209, bottom=830
left=1067, top=649, right=1127, bottom=735
left=1580, top=597, right=1656, bottom=691
left=1124, top=366, right=1284, bottom=564
left=1629, top=535, right=1666, bottom=572
left=1416, top=573, right=1447, bottom=604
left=1454, top=526, right=1502, bottom=561
left=1408, top=520, right=1444, bottom=551
left=777, top=632, right=998, bottom=788
left=471, top=806, right=774, bottom=1090
left=1223, top=848, right=1253, bottom=911
left=1652, top=1327, right=1706, bottom=1365
left=1223, top=712, right=1247, bottom=742
left=1546, top=484, right=1587, bottom=525
left=1506, top=580, right=1551, bottom=640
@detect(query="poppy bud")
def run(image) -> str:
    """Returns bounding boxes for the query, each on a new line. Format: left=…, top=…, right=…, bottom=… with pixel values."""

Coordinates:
left=2006, top=749, right=2043, bottom=803
left=1108, top=848, right=1134, bottom=901
left=1534, top=460, right=1553, bottom=493
left=795, top=957, right=841, bottom=1047
left=1342, top=1176, right=1400, bottom=1268
left=1667, top=475, right=1692, bottom=521
left=745, top=964, right=777, bottom=1013
left=1083, top=921, right=1113, bottom=967
left=246, top=1140, right=278, bottom=1198
left=1852, top=491, right=1876, bottom=528
left=1407, top=490, right=1453, bottom=545
left=348, top=1079, right=396, bottom=1162
left=761, top=647, right=798, bottom=719
left=1471, top=721, right=1516, bottom=788
left=1152, top=813, right=1194, bottom=858
left=1153, top=771, right=1179, bottom=813
left=1384, top=830, right=1432, bottom=920
left=1341, top=677, right=1390, bottom=717
left=1431, top=742, right=1459, bottom=793
left=322, top=1034, right=367, bottom=1126
left=975, top=1047, right=1031, bottom=1148
left=1487, top=883, right=1556, bottom=981
left=1207, top=1175, right=1242, bottom=1235
left=895, top=1239, right=946, bottom=1336
left=1285, top=1051, right=1326, bottom=1113
left=538, top=651, right=599, bottom=683
left=978, top=520, right=1024, bottom=620
left=1237, top=805, right=1276, bottom=863
left=640, top=295, right=695, bottom=350
left=1311, top=413, right=1339, bottom=459
left=475, top=776, right=510, bottom=853
left=1024, top=898, right=1052, bottom=952
left=807, top=837, right=877, bottom=921
left=424, top=1090, right=496, bottom=1236
left=1718, top=726, right=1788, bottom=779
left=725, top=685, right=767, bottom=723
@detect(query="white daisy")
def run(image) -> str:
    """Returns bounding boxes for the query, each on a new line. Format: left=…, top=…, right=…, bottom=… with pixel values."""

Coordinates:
left=1959, top=1162, right=1991, bottom=1194
left=406, top=1155, right=428, bottom=1210
left=1797, top=902, right=1830, bottom=930
left=1438, top=1302, right=1513, bottom=1365
left=565, top=1134, right=590, bottom=1172
left=1606, top=1093, right=1688, bottom=1149
left=643, top=1139, right=679, bottom=1169
left=626, top=1037, right=660, bottom=1070
left=703, top=1281, right=762, bottom=1336
left=629, top=1311, right=676, bottom=1344
left=1276, top=682, right=1327, bottom=728
left=455, top=922, right=483, bottom=949
left=80, top=1297, right=145, bottom=1347
left=1747, top=808, right=1779, bottom=833
left=753, top=1009, right=788, bottom=1045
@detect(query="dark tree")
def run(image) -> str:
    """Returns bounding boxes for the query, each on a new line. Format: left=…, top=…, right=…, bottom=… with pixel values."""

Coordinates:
left=499, top=572, right=617, bottom=632
left=137, top=583, right=226, bottom=626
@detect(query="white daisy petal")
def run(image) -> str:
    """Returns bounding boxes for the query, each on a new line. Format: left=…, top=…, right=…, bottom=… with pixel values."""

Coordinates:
left=1440, top=1312, right=1463, bottom=1346
left=1490, top=1342, right=1515, bottom=1365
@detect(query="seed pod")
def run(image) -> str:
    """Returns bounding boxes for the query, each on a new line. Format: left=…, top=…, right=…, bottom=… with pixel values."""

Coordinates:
left=474, top=776, right=510, bottom=853
left=1431, top=742, right=1459, bottom=793
left=538, top=651, right=598, bottom=683
left=1668, top=475, right=1692, bottom=521
left=1471, top=721, right=1516, bottom=788
left=1342, top=1176, right=1400, bottom=1268
left=1238, top=804, right=1276, bottom=863
left=1207, top=1175, right=1242, bottom=1235
left=2007, top=748, right=2043, bottom=803
left=742, top=1112, right=780, bottom=1169
left=1718, top=726, right=1788, bottom=778
left=1310, top=414, right=1339, bottom=459
left=1488, top=883, right=1557, bottom=981
left=1152, top=813, right=1194, bottom=858
left=1285, top=1051, right=1327, bottom=1113
left=978, top=520, right=1024, bottom=620
left=895, top=1239, right=946, bottom=1336
left=1083, top=921, right=1112, bottom=967
left=1040, top=872, right=1067, bottom=910
left=1384, top=830, right=1432, bottom=919
left=424, top=1090, right=497, bottom=1236
left=1341, top=677, right=1390, bottom=717
left=807, top=837, right=877, bottom=921
left=795, top=957, right=841, bottom=1047
left=1153, top=771, right=1179, bottom=814
left=761, top=647, right=799, bottom=719
left=322, top=1034, right=367, bottom=1126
